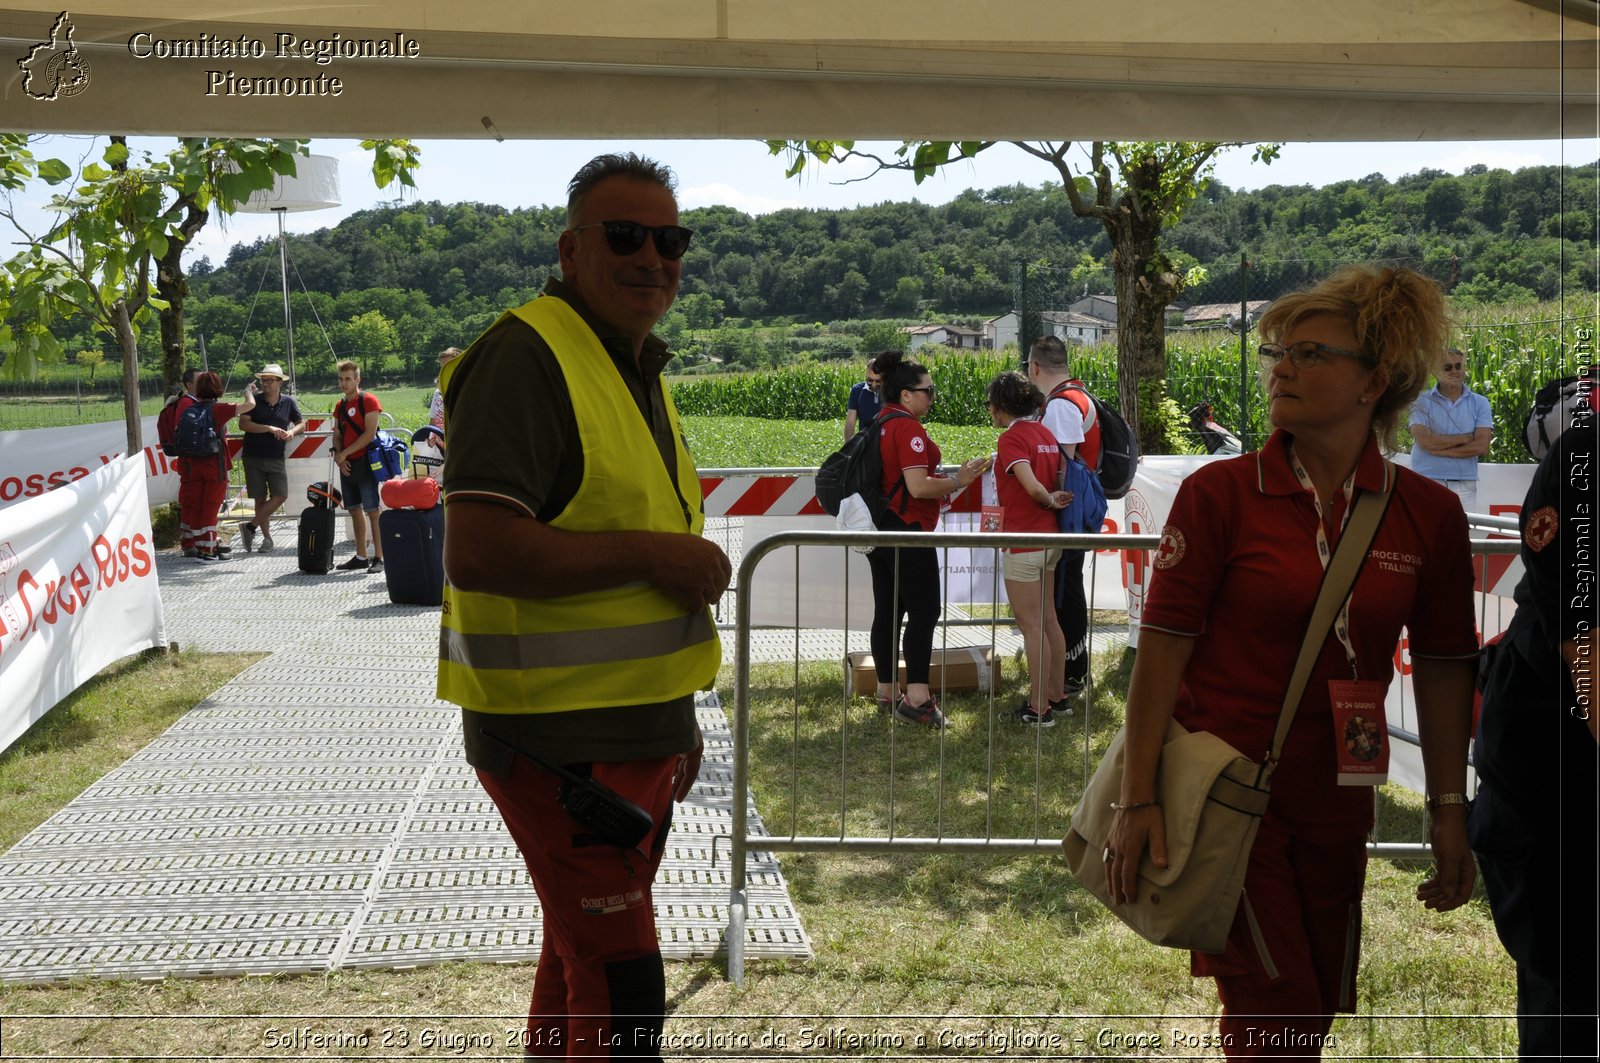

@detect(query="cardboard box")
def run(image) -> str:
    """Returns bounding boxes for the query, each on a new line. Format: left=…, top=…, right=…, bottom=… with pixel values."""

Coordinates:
left=846, top=645, right=1001, bottom=696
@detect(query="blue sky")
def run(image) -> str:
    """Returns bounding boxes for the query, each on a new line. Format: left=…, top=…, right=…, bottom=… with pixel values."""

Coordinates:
left=6, top=135, right=1592, bottom=267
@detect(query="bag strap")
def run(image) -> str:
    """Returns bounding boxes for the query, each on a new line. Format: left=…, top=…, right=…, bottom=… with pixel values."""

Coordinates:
left=1263, top=460, right=1396, bottom=778
left=873, top=408, right=912, bottom=512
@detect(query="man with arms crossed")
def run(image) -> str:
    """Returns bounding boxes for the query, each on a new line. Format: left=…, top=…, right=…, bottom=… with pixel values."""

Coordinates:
left=1408, top=346, right=1492, bottom=512
left=236, top=362, right=304, bottom=553
left=438, top=153, right=729, bottom=1060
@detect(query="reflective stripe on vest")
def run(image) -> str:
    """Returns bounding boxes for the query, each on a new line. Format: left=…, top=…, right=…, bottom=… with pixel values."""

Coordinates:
left=436, top=296, right=721, bottom=714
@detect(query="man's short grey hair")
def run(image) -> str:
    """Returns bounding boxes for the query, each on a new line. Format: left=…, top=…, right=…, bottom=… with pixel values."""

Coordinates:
left=566, top=153, right=678, bottom=219
left=1029, top=335, right=1069, bottom=371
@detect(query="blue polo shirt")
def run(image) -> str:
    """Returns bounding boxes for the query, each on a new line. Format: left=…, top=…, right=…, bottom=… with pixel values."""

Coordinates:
left=1409, top=384, right=1493, bottom=481
left=847, top=380, right=883, bottom=425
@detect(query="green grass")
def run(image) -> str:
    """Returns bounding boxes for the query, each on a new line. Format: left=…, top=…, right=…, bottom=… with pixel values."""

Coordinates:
left=0, top=644, right=1516, bottom=1059
left=683, top=414, right=999, bottom=468
left=0, top=386, right=436, bottom=435
left=0, top=648, right=263, bottom=852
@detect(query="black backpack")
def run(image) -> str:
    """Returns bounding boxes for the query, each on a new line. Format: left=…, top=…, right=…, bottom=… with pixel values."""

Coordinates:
left=815, top=410, right=911, bottom=524
left=171, top=399, right=221, bottom=459
left=1053, top=383, right=1139, bottom=501
left=1523, top=373, right=1595, bottom=460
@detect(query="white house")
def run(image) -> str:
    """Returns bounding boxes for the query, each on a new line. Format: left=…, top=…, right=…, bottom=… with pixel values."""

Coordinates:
left=985, top=310, right=1117, bottom=352
left=901, top=323, right=985, bottom=351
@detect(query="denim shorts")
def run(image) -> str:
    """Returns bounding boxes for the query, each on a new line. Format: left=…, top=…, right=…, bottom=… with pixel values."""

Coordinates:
left=339, top=462, right=381, bottom=512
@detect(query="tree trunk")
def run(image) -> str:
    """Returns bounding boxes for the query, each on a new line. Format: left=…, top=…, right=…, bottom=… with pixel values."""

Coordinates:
left=115, top=299, right=142, bottom=457
left=157, top=203, right=205, bottom=392
left=1104, top=161, right=1182, bottom=455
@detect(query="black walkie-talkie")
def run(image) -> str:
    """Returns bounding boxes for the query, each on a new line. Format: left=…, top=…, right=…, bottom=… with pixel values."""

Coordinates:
left=480, top=728, right=654, bottom=849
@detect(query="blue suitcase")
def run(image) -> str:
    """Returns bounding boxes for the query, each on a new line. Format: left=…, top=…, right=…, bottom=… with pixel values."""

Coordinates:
left=380, top=506, right=444, bottom=605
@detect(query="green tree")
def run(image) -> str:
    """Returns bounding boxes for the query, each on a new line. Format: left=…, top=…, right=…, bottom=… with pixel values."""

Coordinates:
left=75, top=348, right=106, bottom=384
left=770, top=139, right=1277, bottom=451
left=860, top=320, right=907, bottom=353
left=885, top=275, right=923, bottom=314
left=679, top=291, right=724, bottom=329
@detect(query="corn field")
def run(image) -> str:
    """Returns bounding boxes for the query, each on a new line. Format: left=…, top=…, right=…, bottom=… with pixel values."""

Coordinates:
left=671, top=317, right=1594, bottom=463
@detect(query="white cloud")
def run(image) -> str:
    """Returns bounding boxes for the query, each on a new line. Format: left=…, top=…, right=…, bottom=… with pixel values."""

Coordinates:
left=679, top=181, right=806, bottom=215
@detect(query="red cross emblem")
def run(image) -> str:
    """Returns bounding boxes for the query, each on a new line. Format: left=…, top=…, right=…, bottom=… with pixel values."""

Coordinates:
left=1525, top=506, right=1558, bottom=553
left=1154, top=526, right=1187, bottom=570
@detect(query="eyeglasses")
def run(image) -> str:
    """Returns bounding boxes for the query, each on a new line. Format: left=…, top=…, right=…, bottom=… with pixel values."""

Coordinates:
left=1257, top=341, right=1374, bottom=371
left=568, top=220, right=695, bottom=261
left=906, top=386, right=937, bottom=397
left=1442, top=362, right=1464, bottom=372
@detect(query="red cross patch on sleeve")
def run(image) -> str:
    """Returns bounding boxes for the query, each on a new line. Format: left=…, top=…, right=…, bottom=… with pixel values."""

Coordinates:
left=1525, top=506, right=1558, bottom=553
left=1154, top=525, right=1187, bottom=569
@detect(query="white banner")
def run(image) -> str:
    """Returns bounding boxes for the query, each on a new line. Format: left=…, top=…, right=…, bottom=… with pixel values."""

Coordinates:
left=0, top=456, right=168, bottom=753
left=0, top=416, right=337, bottom=513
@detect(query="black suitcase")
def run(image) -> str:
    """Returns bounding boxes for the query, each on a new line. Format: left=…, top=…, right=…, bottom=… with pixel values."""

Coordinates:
left=298, top=505, right=337, bottom=575
left=380, top=506, right=444, bottom=605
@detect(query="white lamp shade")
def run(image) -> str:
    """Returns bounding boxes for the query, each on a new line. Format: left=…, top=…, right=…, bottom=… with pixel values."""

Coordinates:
left=240, top=154, right=341, bottom=214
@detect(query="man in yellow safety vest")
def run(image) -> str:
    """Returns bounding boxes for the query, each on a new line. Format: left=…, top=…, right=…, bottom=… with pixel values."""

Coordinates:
left=438, top=153, right=730, bottom=1059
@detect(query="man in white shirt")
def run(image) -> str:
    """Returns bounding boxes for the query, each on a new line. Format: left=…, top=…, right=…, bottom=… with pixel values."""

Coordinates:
left=1027, top=336, right=1092, bottom=700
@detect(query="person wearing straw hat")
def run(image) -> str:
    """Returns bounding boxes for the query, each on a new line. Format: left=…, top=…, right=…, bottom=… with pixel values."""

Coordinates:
left=236, top=362, right=304, bottom=553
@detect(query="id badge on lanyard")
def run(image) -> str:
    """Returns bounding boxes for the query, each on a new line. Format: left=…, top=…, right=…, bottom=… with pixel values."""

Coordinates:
left=1292, top=451, right=1388, bottom=786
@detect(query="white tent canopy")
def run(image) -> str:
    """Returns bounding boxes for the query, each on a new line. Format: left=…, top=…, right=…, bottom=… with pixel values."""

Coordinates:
left=2, top=1, right=1597, bottom=142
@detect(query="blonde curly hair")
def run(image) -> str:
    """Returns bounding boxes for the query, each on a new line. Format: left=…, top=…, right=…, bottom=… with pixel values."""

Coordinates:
left=1258, top=264, right=1452, bottom=451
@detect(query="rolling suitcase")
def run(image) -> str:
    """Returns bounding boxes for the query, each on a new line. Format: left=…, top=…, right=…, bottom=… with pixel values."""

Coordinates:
left=297, top=505, right=337, bottom=575
left=380, top=506, right=444, bottom=605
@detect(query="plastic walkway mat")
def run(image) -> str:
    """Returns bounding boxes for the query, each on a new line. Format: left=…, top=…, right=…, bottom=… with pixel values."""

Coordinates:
left=0, top=535, right=810, bottom=985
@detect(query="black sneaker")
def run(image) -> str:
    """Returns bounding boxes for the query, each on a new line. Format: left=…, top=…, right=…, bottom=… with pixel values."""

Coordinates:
left=893, top=695, right=946, bottom=729
left=1014, top=700, right=1056, bottom=727
left=1049, top=696, right=1076, bottom=718
left=237, top=521, right=255, bottom=553
left=215, top=544, right=232, bottom=558
left=1063, top=676, right=1087, bottom=697
left=367, top=558, right=385, bottom=575
left=337, top=555, right=370, bottom=571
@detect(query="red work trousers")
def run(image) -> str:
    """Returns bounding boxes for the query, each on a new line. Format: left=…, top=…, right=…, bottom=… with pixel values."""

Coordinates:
left=1192, top=813, right=1368, bottom=1059
left=478, top=753, right=681, bottom=1061
left=178, top=473, right=228, bottom=553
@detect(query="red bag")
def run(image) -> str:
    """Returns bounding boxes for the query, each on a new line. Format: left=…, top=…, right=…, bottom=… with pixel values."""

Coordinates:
left=380, top=477, right=440, bottom=510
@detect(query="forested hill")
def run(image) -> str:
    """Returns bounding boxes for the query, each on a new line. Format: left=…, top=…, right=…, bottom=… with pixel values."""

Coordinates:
left=188, top=160, right=1597, bottom=336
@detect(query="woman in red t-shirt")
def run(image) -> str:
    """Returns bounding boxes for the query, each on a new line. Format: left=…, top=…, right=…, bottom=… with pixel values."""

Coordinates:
left=177, top=371, right=254, bottom=563
left=986, top=371, right=1071, bottom=726
left=867, top=351, right=990, bottom=728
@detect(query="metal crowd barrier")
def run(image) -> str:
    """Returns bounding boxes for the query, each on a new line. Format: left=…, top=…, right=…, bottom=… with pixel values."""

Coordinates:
left=723, top=527, right=1523, bottom=985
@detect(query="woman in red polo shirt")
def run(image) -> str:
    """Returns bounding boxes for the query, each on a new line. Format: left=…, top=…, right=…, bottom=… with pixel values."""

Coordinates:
left=867, top=351, right=990, bottom=729
left=1104, top=266, right=1479, bottom=1057
left=986, top=370, right=1071, bottom=726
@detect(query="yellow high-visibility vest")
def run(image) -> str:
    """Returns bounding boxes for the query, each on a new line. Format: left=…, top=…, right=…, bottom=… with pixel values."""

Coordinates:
left=436, top=296, right=721, bottom=713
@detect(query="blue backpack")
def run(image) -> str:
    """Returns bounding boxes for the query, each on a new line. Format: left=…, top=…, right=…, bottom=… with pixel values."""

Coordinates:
left=1056, top=448, right=1107, bottom=535
left=366, top=429, right=410, bottom=483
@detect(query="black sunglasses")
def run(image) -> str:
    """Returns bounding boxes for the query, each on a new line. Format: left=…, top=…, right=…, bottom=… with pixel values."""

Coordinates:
left=569, top=220, right=694, bottom=261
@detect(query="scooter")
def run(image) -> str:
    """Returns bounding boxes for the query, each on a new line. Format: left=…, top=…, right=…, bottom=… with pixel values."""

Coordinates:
left=1188, top=401, right=1243, bottom=456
